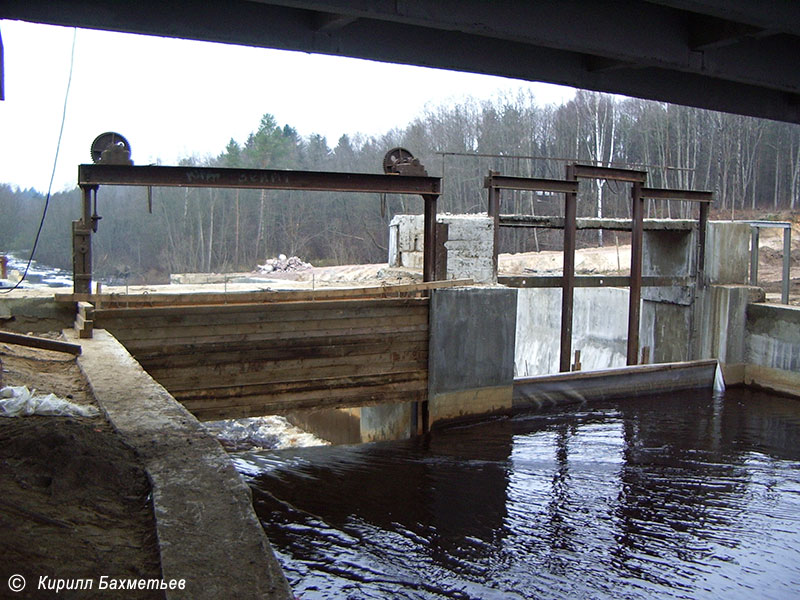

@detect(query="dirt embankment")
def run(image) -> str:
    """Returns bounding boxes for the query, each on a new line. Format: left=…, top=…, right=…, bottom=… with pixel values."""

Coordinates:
left=0, top=342, right=162, bottom=598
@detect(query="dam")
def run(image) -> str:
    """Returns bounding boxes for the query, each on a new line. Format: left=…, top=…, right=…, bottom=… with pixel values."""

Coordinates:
left=1, top=159, right=798, bottom=599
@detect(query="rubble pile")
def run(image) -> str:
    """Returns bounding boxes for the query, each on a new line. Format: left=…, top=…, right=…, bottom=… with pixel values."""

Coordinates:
left=257, top=254, right=312, bottom=274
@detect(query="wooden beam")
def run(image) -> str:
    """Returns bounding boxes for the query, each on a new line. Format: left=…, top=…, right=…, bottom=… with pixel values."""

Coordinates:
left=94, top=298, right=429, bottom=330
left=0, top=331, right=81, bottom=355
left=55, top=278, right=471, bottom=307
left=118, top=321, right=429, bottom=352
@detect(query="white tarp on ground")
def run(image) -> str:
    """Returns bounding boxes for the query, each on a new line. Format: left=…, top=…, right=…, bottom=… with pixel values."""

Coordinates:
left=0, top=386, right=100, bottom=418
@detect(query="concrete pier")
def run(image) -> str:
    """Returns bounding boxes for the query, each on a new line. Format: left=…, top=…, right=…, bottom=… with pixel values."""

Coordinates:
left=427, top=286, right=517, bottom=426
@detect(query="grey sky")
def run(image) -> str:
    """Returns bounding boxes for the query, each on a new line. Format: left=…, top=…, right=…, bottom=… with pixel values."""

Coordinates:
left=0, top=20, right=575, bottom=193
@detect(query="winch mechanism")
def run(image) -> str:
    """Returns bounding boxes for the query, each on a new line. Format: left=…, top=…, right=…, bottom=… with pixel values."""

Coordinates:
left=382, top=147, right=427, bottom=176
left=90, top=131, right=133, bottom=165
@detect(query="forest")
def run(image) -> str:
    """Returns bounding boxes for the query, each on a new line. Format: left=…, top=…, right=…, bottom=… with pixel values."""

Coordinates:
left=2, top=90, right=799, bottom=283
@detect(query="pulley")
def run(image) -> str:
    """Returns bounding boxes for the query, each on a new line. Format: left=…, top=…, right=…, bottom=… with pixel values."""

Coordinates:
left=382, top=147, right=427, bottom=176
left=90, top=131, right=133, bottom=165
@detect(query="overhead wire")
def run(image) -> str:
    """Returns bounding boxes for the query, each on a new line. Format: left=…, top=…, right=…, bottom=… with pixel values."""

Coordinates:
left=2, top=28, right=77, bottom=294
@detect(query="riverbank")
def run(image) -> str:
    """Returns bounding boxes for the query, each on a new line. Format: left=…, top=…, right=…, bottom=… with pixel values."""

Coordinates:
left=0, top=341, right=163, bottom=598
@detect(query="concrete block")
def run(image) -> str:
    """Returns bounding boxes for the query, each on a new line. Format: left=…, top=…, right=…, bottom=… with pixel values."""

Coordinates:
left=641, top=300, right=692, bottom=363
left=429, top=386, right=513, bottom=427
left=446, top=255, right=493, bottom=283
left=360, top=402, right=414, bottom=442
left=515, top=287, right=630, bottom=377
left=0, top=296, right=75, bottom=334
left=444, top=239, right=494, bottom=257
left=642, top=286, right=694, bottom=306
left=400, top=251, right=424, bottom=270
left=439, top=216, right=493, bottom=242
left=388, top=224, right=399, bottom=267
left=390, top=214, right=424, bottom=252
left=705, top=221, right=750, bottom=284
left=286, top=408, right=361, bottom=446
left=643, top=229, right=696, bottom=277
left=697, top=284, right=755, bottom=364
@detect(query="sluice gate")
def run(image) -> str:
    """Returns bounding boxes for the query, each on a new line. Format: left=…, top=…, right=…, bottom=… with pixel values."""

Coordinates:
left=87, top=293, right=433, bottom=422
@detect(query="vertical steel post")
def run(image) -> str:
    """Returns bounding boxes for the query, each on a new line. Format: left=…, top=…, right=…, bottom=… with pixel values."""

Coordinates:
left=697, top=202, right=709, bottom=290
left=560, top=164, right=577, bottom=372
left=627, top=181, right=644, bottom=365
left=689, top=202, right=710, bottom=360
left=423, top=194, right=438, bottom=282
left=487, top=174, right=501, bottom=283
left=782, top=226, right=792, bottom=304
left=72, top=185, right=95, bottom=295
left=750, top=226, right=760, bottom=285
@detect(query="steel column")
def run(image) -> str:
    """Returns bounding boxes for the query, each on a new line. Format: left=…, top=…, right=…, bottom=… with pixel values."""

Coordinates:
left=750, top=226, right=760, bottom=285
left=783, top=227, right=792, bottom=304
left=72, top=185, right=95, bottom=295
left=423, top=195, right=438, bottom=282
left=487, top=178, right=501, bottom=282
left=560, top=164, right=577, bottom=373
left=627, top=181, right=644, bottom=365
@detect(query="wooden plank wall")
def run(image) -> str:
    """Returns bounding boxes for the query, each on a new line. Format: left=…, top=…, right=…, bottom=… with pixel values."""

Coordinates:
left=93, top=297, right=429, bottom=421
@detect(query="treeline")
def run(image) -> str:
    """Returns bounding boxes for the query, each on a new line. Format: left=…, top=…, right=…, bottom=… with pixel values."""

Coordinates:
left=2, top=92, right=799, bottom=281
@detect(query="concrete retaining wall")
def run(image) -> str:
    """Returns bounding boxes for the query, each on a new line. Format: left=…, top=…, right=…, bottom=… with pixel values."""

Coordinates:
left=0, top=294, right=75, bottom=333
left=746, top=303, right=800, bottom=372
left=515, top=287, right=631, bottom=377
left=72, top=329, right=292, bottom=600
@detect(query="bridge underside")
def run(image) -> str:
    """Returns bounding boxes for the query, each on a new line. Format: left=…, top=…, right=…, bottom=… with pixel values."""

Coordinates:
left=2, top=0, right=800, bottom=123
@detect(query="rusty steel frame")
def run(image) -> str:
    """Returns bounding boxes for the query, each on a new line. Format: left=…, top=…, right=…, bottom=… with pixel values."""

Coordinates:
left=488, top=164, right=713, bottom=371
left=73, top=164, right=442, bottom=294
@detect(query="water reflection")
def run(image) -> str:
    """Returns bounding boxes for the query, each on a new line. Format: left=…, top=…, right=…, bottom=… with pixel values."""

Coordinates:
left=237, top=388, right=800, bottom=599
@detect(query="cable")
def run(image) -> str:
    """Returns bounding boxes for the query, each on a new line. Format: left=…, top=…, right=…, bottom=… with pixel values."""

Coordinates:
left=2, top=28, right=77, bottom=294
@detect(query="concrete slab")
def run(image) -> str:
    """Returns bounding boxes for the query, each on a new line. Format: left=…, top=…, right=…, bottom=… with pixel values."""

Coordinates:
left=706, top=221, right=750, bottom=284
left=428, top=287, right=516, bottom=425
left=69, top=329, right=292, bottom=600
left=429, top=287, right=517, bottom=394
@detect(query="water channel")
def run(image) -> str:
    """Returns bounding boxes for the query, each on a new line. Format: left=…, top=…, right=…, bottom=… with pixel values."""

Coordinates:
left=236, top=388, right=800, bottom=599
left=6, top=251, right=797, bottom=597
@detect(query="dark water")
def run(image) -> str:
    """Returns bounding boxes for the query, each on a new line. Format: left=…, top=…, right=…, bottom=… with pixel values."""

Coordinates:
left=235, top=388, right=800, bottom=599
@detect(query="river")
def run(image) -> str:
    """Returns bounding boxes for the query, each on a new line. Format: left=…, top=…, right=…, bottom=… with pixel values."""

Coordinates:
left=235, top=387, right=800, bottom=599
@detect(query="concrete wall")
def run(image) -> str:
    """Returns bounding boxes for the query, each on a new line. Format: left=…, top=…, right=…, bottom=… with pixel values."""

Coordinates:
left=705, top=221, right=751, bottom=284
left=389, top=213, right=494, bottom=283
left=515, top=287, right=632, bottom=377
left=389, top=215, right=424, bottom=270
left=0, top=295, right=75, bottom=333
left=746, top=303, right=800, bottom=372
left=287, top=402, right=415, bottom=445
left=428, top=286, right=516, bottom=425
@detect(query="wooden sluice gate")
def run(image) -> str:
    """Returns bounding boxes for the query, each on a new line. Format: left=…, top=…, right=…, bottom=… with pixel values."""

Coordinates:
left=59, top=283, right=486, bottom=422
left=96, top=297, right=429, bottom=421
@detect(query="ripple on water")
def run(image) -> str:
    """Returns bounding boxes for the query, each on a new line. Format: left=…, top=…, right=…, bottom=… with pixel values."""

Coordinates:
left=238, top=388, right=800, bottom=599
